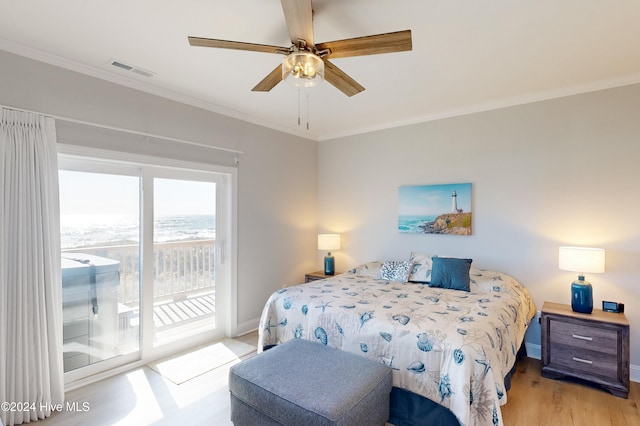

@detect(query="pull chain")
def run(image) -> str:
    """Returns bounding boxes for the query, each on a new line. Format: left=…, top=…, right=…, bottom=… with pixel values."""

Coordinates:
left=306, top=92, right=310, bottom=131
left=295, top=88, right=310, bottom=131
left=297, top=88, right=301, bottom=126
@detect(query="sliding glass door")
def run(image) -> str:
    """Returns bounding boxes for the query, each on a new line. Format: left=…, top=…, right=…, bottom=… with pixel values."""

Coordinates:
left=59, top=167, right=141, bottom=374
left=151, top=176, right=218, bottom=347
left=59, top=155, right=233, bottom=382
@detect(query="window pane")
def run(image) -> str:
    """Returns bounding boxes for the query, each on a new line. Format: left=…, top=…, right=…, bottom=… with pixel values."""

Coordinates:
left=152, top=178, right=217, bottom=347
left=59, top=170, right=140, bottom=372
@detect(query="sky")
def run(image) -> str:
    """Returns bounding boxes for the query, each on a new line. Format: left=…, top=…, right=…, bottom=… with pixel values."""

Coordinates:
left=398, top=183, right=472, bottom=217
left=155, top=178, right=216, bottom=216
left=58, top=171, right=216, bottom=216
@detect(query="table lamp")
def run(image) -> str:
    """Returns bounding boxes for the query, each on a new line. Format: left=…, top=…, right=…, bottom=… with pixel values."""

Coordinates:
left=318, top=234, right=340, bottom=275
left=558, top=246, right=605, bottom=314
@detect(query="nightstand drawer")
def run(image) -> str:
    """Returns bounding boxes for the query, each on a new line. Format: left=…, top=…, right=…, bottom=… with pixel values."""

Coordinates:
left=549, top=344, right=617, bottom=378
left=549, top=320, right=618, bottom=354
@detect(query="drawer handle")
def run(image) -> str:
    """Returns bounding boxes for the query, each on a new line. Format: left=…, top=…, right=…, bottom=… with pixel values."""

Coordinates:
left=571, top=334, right=593, bottom=341
left=572, top=356, right=593, bottom=365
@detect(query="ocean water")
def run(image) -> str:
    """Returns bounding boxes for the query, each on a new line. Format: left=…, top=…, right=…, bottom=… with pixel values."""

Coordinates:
left=398, top=215, right=436, bottom=233
left=61, top=214, right=215, bottom=249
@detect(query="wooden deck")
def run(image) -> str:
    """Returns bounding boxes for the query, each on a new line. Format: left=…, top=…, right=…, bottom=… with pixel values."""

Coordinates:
left=153, top=293, right=215, bottom=329
left=117, top=291, right=216, bottom=344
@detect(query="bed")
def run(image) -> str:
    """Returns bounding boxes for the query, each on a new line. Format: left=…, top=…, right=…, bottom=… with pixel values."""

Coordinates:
left=258, top=256, right=536, bottom=426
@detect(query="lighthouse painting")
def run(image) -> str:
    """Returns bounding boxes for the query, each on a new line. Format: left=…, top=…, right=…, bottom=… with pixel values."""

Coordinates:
left=398, top=183, right=472, bottom=235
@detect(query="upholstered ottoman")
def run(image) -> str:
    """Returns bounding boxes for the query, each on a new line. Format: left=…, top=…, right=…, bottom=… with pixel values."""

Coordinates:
left=229, top=338, right=393, bottom=426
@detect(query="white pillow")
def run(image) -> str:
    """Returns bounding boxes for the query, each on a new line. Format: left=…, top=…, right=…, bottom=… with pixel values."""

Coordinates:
left=377, top=260, right=414, bottom=282
left=349, top=261, right=384, bottom=278
left=408, top=252, right=433, bottom=283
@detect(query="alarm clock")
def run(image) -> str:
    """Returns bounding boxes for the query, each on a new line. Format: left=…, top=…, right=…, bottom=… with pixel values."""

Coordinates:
left=602, top=301, right=624, bottom=313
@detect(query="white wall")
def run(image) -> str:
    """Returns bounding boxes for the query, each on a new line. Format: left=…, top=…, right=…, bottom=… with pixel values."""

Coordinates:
left=0, top=50, right=318, bottom=333
left=318, top=84, right=640, bottom=369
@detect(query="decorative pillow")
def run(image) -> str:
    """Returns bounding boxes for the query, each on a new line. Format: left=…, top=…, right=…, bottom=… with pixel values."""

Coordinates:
left=349, top=261, right=384, bottom=278
left=408, top=252, right=433, bottom=283
left=377, top=260, right=414, bottom=282
left=428, top=257, right=473, bottom=292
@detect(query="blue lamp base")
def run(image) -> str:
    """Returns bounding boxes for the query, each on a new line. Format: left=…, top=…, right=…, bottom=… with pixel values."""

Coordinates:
left=571, top=276, right=593, bottom=314
left=324, top=252, right=335, bottom=275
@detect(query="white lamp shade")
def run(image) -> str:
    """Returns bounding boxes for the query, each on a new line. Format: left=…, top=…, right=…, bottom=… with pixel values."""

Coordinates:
left=558, top=246, right=605, bottom=274
left=318, top=234, right=340, bottom=251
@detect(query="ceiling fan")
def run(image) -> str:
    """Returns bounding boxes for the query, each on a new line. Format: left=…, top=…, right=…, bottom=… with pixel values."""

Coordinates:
left=188, top=0, right=412, bottom=97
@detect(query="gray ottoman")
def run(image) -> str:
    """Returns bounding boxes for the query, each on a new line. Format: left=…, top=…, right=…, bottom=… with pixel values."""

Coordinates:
left=229, top=339, right=393, bottom=426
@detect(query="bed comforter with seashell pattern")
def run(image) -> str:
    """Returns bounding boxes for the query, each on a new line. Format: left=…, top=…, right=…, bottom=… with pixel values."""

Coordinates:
left=258, top=264, right=536, bottom=426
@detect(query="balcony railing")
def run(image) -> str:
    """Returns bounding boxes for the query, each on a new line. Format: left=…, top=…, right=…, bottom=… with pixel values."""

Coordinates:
left=63, top=239, right=216, bottom=306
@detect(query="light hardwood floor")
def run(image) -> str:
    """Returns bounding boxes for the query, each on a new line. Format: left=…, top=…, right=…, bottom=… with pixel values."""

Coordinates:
left=41, top=332, right=259, bottom=426
left=501, top=357, right=640, bottom=425
left=40, top=331, right=639, bottom=425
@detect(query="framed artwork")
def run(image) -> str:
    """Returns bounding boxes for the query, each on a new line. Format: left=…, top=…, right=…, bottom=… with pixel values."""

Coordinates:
left=398, top=183, right=472, bottom=235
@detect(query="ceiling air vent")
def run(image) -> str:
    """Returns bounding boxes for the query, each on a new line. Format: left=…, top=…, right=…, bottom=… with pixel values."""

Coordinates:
left=107, top=58, right=155, bottom=77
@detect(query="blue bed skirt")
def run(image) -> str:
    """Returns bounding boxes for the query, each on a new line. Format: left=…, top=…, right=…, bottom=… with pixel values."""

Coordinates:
left=389, top=387, right=461, bottom=426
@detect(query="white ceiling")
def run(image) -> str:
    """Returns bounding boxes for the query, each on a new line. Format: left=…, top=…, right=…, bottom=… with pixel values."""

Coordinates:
left=1, top=0, right=639, bottom=141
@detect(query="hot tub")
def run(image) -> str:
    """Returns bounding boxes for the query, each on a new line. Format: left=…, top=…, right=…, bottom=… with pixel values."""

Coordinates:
left=61, top=253, right=121, bottom=372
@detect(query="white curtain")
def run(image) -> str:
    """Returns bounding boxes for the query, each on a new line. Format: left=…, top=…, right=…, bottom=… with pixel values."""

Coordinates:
left=0, top=108, right=64, bottom=425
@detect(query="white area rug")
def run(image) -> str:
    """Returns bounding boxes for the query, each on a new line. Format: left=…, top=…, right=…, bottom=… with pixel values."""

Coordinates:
left=147, top=338, right=256, bottom=385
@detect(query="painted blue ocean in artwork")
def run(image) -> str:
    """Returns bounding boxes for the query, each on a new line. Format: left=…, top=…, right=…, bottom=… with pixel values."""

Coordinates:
left=398, top=215, right=437, bottom=233
left=398, top=183, right=472, bottom=234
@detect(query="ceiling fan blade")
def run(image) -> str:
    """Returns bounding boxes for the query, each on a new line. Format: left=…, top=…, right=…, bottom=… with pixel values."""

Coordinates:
left=280, top=0, right=314, bottom=46
left=315, top=30, right=412, bottom=59
left=323, top=60, right=365, bottom=97
left=188, top=36, right=288, bottom=54
left=252, top=64, right=284, bottom=92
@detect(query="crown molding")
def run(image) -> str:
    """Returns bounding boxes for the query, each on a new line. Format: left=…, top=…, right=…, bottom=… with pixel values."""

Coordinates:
left=0, top=38, right=317, bottom=141
left=3, top=37, right=639, bottom=143
left=318, top=73, right=640, bottom=141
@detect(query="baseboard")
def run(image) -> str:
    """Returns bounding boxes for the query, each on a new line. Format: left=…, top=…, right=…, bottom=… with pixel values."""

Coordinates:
left=235, top=317, right=259, bottom=337
left=525, top=342, right=639, bottom=383
left=631, top=364, right=640, bottom=383
left=525, top=342, right=541, bottom=360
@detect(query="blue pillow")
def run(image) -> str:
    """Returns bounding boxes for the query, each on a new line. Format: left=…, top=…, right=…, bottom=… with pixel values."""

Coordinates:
left=428, top=257, right=472, bottom=292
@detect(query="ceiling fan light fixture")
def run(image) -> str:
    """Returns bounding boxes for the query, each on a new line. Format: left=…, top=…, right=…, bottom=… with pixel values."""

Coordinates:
left=282, top=51, right=324, bottom=88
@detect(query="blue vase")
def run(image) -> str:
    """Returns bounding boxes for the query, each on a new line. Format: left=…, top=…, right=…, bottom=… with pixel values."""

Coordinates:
left=571, top=277, right=593, bottom=314
left=324, top=253, right=335, bottom=275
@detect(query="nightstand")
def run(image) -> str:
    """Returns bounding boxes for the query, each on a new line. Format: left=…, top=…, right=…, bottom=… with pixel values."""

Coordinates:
left=541, top=301, right=630, bottom=398
left=305, top=271, right=339, bottom=283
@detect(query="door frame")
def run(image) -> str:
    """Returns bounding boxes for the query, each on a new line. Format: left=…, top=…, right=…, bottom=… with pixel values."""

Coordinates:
left=58, top=144, right=238, bottom=386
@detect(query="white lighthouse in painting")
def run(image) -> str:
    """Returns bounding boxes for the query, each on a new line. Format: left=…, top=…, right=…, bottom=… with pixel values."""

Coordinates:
left=452, top=191, right=463, bottom=213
